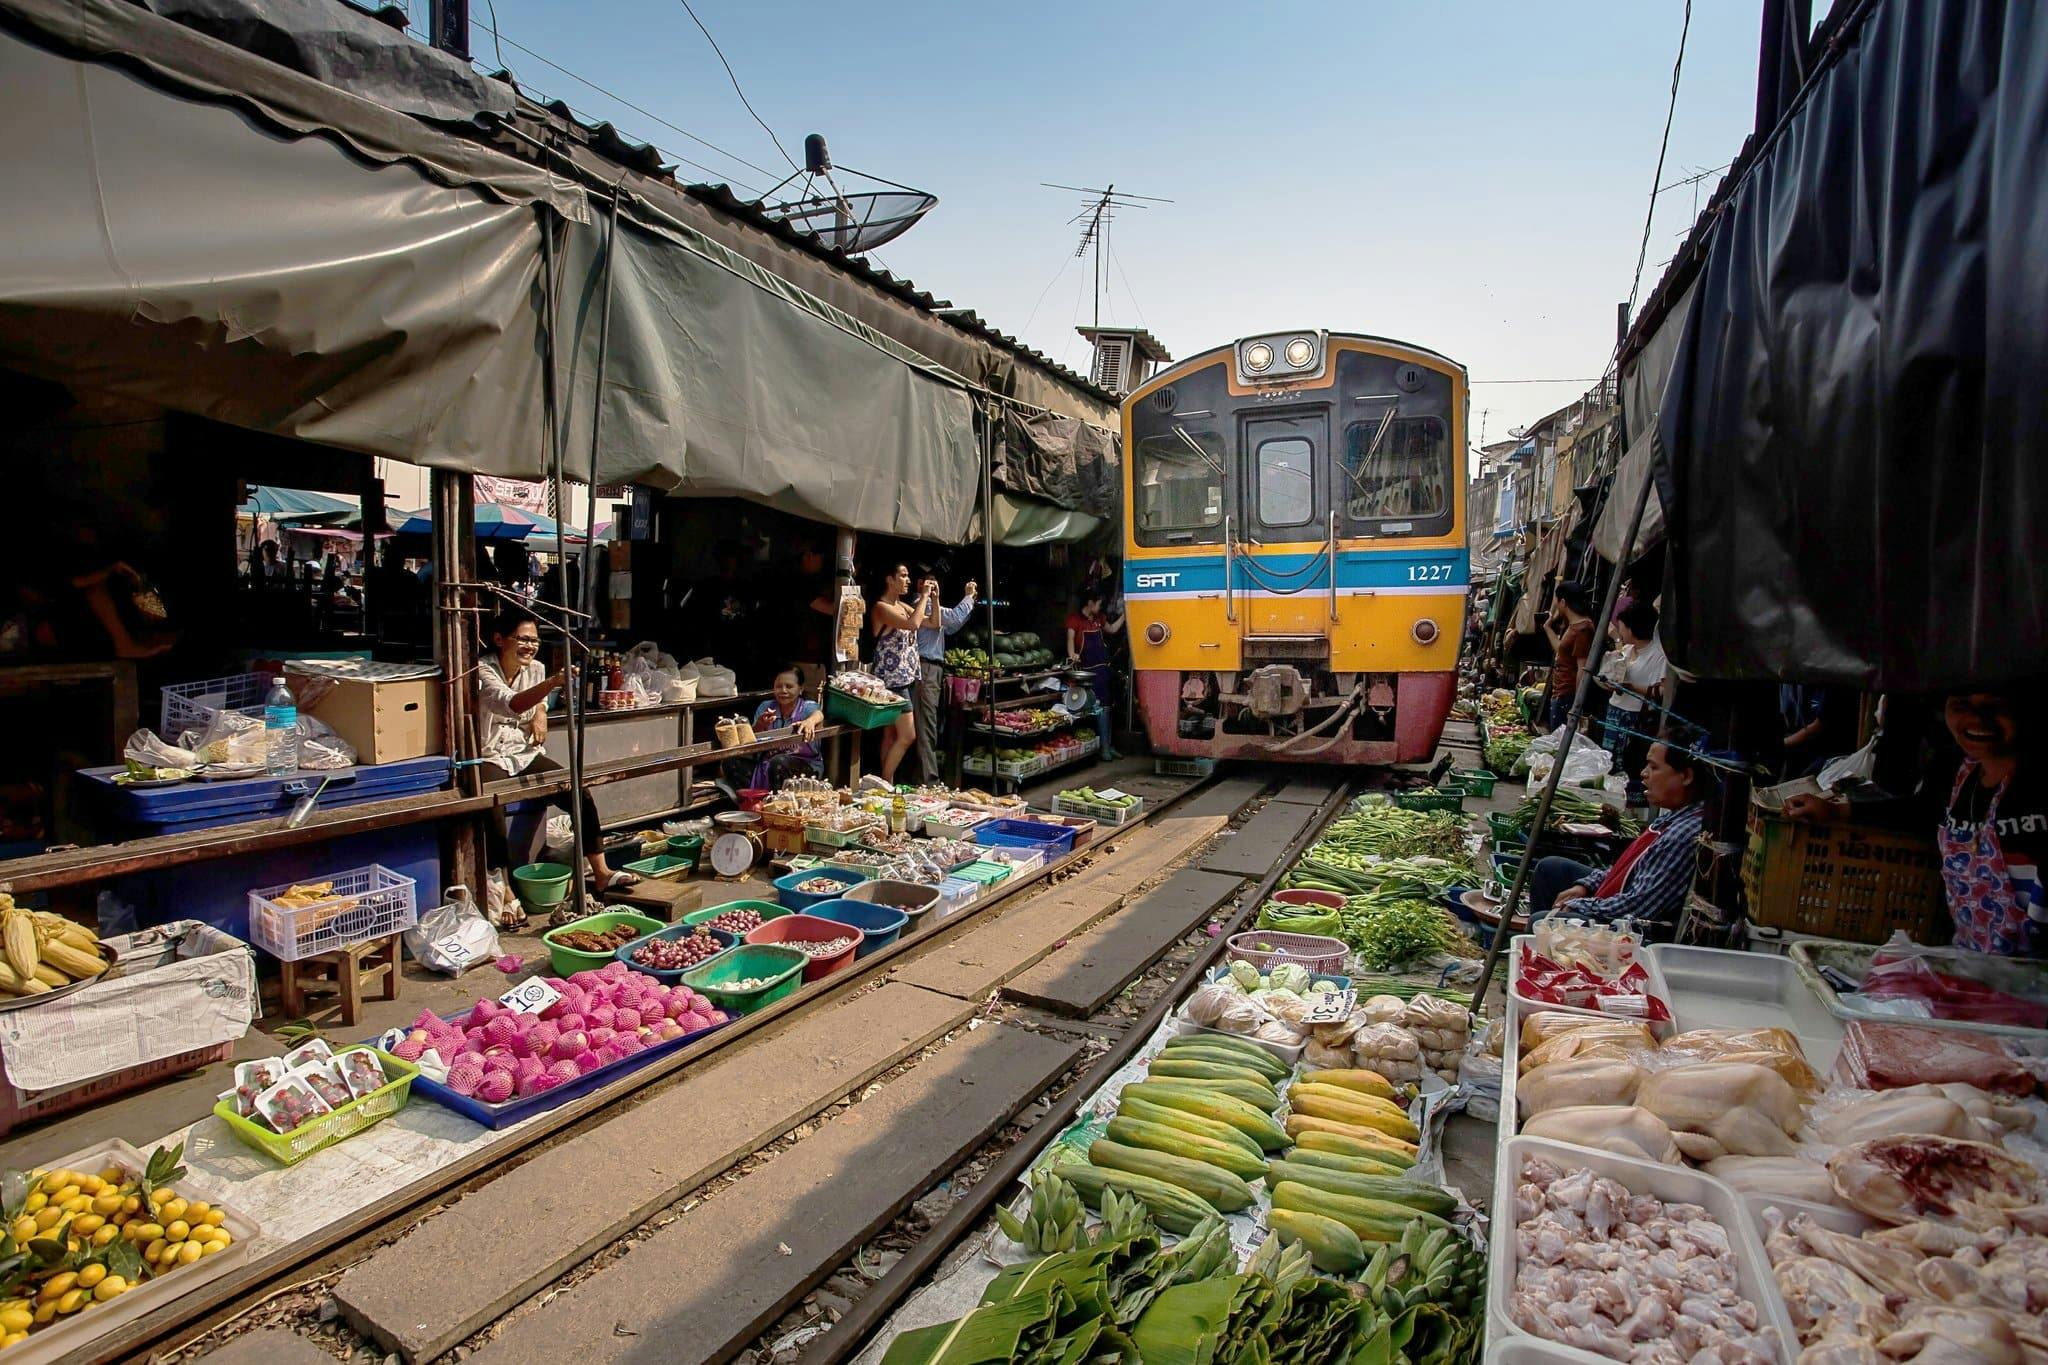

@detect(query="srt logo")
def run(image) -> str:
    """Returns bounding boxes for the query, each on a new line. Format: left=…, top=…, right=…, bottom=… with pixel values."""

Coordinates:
left=1134, top=572, right=1180, bottom=589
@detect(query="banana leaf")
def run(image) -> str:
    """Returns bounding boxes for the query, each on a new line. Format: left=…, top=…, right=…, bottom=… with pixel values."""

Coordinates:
left=980, top=1241, right=1120, bottom=1323
left=1130, top=1276, right=1241, bottom=1365
left=880, top=1288, right=1061, bottom=1365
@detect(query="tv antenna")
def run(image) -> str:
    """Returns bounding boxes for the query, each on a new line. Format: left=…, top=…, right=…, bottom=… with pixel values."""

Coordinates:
left=1043, top=182, right=1173, bottom=329
left=759, top=134, right=938, bottom=255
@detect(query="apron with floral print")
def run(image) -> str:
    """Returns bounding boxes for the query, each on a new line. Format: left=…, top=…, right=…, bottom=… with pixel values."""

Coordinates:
left=1937, top=762, right=2030, bottom=955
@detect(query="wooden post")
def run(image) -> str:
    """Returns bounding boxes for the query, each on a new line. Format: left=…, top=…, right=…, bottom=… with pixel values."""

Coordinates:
left=433, top=469, right=489, bottom=899
left=360, top=463, right=387, bottom=640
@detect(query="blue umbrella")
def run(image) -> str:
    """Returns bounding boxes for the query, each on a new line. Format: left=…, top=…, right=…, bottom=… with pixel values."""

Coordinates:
left=239, top=486, right=355, bottom=522
left=394, top=503, right=542, bottom=540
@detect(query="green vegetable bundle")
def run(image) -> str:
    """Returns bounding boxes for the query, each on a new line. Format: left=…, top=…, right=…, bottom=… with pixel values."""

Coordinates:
left=1484, top=731, right=1532, bottom=775
left=1255, top=901, right=1342, bottom=938
left=1341, top=894, right=1476, bottom=970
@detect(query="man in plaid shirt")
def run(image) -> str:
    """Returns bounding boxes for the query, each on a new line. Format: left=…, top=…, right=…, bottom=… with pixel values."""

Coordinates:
left=1529, top=743, right=1711, bottom=930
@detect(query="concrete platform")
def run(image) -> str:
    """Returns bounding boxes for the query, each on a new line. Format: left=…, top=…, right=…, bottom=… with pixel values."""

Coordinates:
left=1269, top=774, right=1344, bottom=806
left=463, top=1020, right=1081, bottom=1365
left=1200, top=799, right=1317, bottom=878
left=1005, top=868, right=1246, bottom=1015
left=194, top=1327, right=337, bottom=1365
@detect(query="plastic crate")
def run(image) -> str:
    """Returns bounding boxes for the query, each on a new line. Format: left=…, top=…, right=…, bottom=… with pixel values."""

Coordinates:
left=974, top=817, right=1079, bottom=856
left=0, top=1037, right=236, bottom=1137
left=406, top=1009, right=726, bottom=1129
left=682, top=943, right=808, bottom=1013
left=806, top=817, right=882, bottom=848
left=1449, top=768, right=1499, bottom=798
left=541, top=910, right=666, bottom=975
left=621, top=852, right=697, bottom=881
left=824, top=686, right=909, bottom=730
left=1487, top=812, right=1529, bottom=847
left=213, top=1046, right=417, bottom=1166
left=1052, top=792, right=1144, bottom=826
left=246, top=864, right=417, bottom=961
left=1740, top=799, right=1947, bottom=943
left=1392, top=787, right=1467, bottom=812
left=160, top=671, right=272, bottom=738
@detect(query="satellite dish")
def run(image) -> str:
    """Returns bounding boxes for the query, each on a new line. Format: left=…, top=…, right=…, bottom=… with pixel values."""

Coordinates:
left=758, top=133, right=937, bottom=255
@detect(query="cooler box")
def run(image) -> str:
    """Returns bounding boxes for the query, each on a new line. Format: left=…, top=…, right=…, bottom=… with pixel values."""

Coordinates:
left=82, top=757, right=452, bottom=834
left=288, top=662, right=444, bottom=764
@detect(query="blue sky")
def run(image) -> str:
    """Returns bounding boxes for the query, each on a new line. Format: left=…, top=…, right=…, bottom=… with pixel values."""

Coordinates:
left=464, top=1, right=1762, bottom=438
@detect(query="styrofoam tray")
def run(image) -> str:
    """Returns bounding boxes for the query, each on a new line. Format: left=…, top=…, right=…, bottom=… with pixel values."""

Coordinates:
left=1491, top=1136, right=1798, bottom=1365
left=9, top=1139, right=262, bottom=1365
left=1506, top=933, right=1678, bottom=1041
left=1649, top=943, right=1845, bottom=1070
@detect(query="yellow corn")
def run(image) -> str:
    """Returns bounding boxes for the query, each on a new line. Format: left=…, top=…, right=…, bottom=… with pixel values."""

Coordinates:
left=1, top=910, right=36, bottom=982
left=0, top=963, right=47, bottom=997
left=37, top=938, right=103, bottom=982
left=31, top=913, right=100, bottom=956
left=29, top=965, right=66, bottom=990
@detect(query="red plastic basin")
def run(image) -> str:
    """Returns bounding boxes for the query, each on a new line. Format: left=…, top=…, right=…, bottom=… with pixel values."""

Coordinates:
left=744, top=912, right=863, bottom=981
left=1271, top=888, right=1346, bottom=911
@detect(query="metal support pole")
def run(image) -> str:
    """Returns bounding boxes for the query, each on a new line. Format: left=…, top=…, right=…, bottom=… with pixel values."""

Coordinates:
left=539, top=215, right=589, bottom=918
left=1470, top=439, right=1659, bottom=1005
left=981, top=405, right=999, bottom=784
left=431, top=469, right=487, bottom=898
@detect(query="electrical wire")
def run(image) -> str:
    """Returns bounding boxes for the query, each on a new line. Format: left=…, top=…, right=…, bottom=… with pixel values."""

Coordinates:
left=1106, top=238, right=1151, bottom=331
left=479, top=0, right=510, bottom=77
left=468, top=15, right=775, bottom=192
left=1626, top=0, right=1693, bottom=319
left=1018, top=251, right=1078, bottom=338
left=673, top=0, right=802, bottom=173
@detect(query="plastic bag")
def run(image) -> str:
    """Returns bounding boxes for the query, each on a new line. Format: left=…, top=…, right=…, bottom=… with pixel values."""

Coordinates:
left=182, top=708, right=267, bottom=765
left=124, top=728, right=200, bottom=770
left=692, top=658, right=738, bottom=699
left=298, top=716, right=356, bottom=769
left=1524, top=726, right=1614, bottom=789
left=404, top=888, right=500, bottom=975
left=1817, top=735, right=1880, bottom=793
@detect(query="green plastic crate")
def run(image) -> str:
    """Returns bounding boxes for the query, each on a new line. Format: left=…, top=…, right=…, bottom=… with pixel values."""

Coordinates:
left=681, top=944, right=808, bottom=1014
left=681, top=899, right=792, bottom=933
left=952, top=860, right=1014, bottom=886
left=824, top=686, right=908, bottom=730
left=1392, top=787, right=1468, bottom=813
left=543, top=910, right=666, bottom=975
left=1487, top=812, right=1529, bottom=847
left=212, top=1046, right=417, bottom=1166
left=621, top=852, right=697, bottom=881
left=1450, top=768, right=1499, bottom=798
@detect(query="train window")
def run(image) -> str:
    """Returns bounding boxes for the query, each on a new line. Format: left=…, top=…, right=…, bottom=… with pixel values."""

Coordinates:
left=1133, top=431, right=1225, bottom=544
left=1341, top=416, right=1449, bottom=527
left=1255, top=437, right=1316, bottom=528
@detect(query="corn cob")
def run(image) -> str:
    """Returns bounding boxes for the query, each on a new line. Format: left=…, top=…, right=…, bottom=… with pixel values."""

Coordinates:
left=31, top=913, right=101, bottom=957
left=38, top=938, right=105, bottom=981
left=0, top=961, right=50, bottom=995
left=30, top=964, right=67, bottom=990
left=2, top=908, right=38, bottom=982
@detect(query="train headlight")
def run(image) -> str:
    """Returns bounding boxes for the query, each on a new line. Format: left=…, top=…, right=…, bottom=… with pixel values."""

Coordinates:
left=1145, top=622, right=1170, bottom=646
left=1244, top=342, right=1273, bottom=373
left=1284, top=337, right=1314, bottom=368
left=1412, top=618, right=1440, bottom=645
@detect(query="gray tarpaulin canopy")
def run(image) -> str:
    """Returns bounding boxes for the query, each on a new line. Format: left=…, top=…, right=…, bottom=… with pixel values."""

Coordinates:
left=0, top=0, right=986, bottom=543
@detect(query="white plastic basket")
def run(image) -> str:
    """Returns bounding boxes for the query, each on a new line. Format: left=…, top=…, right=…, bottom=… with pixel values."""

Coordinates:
left=1053, top=792, right=1144, bottom=826
left=160, top=671, right=272, bottom=738
left=247, top=864, right=417, bottom=961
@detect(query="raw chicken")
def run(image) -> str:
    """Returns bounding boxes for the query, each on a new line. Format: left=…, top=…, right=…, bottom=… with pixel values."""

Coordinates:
left=1896, top=1083, right=2036, bottom=1137
left=1638, top=1061, right=1807, bottom=1160
left=1519, top=1018, right=1658, bottom=1074
left=1518, top=1056, right=1644, bottom=1120
left=1828, top=1135, right=2043, bottom=1226
left=1811, top=1091, right=1997, bottom=1147
left=1773, top=1253, right=1897, bottom=1341
left=1523, top=1105, right=1684, bottom=1164
left=1511, top=1155, right=1780, bottom=1365
left=1876, top=1303, right=2023, bottom=1365
left=1794, top=1217, right=1927, bottom=1300
left=1663, top=1026, right=1825, bottom=1095
left=1800, top=1336, right=1884, bottom=1365
left=1707, top=1155, right=1842, bottom=1205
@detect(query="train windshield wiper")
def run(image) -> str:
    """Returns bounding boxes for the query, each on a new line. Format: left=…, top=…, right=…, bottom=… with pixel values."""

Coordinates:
left=1172, top=424, right=1226, bottom=478
left=1341, top=404, right=1398, bottom=508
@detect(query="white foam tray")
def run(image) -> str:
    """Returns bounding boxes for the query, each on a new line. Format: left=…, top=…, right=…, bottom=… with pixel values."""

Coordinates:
left=1490, top=1136, right=1799, bottom=1365
left=1648, top=943, right=1846, bottom=1071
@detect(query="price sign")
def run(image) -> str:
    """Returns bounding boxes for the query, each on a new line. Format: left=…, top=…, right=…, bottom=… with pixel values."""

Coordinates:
left=1096, top=788, right=1131, bottom=803
left=431, top=935, right=479, bottom=969
left=1300, top=986, right=1355, bottom=1025
left=499, top=978, right=563, bottom=1016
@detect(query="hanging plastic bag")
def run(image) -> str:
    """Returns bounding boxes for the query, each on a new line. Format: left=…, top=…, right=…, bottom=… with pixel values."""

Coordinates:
left=1817, top=736, right=1881, bottom=792
left=693, top=658, right=738, bottom=698
left=403, top=886, right=500, bottom=975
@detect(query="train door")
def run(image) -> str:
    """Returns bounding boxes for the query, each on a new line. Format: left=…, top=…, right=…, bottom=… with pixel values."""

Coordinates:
left=1237, top=411, right=1328, bottom=637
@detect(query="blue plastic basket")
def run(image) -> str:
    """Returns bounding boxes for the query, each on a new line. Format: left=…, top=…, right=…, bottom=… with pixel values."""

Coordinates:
left=399, top=1009, right=726, bottom=1130
left=973, top=817, right=1078, bottom=856
left=773, top=865, right=873, bottom=911
left=615, top=922, right=739, bottom=983
left=807, top=899, right=908, bottom=958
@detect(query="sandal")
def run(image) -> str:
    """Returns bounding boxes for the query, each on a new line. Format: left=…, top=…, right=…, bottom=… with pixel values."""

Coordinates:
left=588, top=870, right=641, bottom=891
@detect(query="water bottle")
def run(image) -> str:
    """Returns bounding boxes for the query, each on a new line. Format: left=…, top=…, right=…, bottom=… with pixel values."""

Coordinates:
left=264, top=675, right=299, bottom=776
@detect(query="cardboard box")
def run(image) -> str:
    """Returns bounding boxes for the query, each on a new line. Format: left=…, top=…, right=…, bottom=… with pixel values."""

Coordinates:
left=303, top=674, right=443, bottom=765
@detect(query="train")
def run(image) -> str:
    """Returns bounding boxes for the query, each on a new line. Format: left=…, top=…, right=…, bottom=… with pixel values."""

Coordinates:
left=1121, top=329, right=1470, bottom=766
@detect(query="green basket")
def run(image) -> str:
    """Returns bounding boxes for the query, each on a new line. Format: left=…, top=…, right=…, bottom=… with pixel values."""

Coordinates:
left=622, top=853, right=697, bottom=882
left=1487, top=812, right=1529, bottom=848
left=213, top=1046, right=417, bottom=1166
left=512, top=861, right=574, bottom=908
left=664, top=833, right=705, bottom=869
left=953, top=860, right=1014, bottom=886
left=681, top=899, right=793, bottom=932
left=1392, top=787, right=1467, bottom=813
left=542, top=910, right=666, bottom=974
left=681, top=943, right=808, bottom=1014
left=1449, top=768, right=1499, bottom=798
left=824, top=686, right=909, bottom=730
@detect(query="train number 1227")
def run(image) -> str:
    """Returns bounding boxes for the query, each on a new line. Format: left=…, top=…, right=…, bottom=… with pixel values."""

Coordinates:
left=1405, top=563, right=1456, bottom=583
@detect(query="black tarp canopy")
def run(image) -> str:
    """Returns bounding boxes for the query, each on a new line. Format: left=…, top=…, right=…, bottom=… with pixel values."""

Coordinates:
left=1651, top=0, right=2048, bottom=691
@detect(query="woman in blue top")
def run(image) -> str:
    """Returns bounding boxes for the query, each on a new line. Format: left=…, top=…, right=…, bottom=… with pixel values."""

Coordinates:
left=731, top=667, right=824, bottom=791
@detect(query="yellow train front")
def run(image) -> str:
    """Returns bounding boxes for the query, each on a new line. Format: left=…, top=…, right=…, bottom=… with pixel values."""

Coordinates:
left=1123, top=330, right=1468, bottom=766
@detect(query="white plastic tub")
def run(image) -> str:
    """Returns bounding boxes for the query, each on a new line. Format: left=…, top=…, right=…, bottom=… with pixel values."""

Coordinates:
left=1507, top=933, right=1678, bottom=1041
left=1485, top=1338, right=1624, bottom=1365
left=1492, top=1136, right=1798, bottom=1365
left=1649, top=943, right=1845, bottom=1070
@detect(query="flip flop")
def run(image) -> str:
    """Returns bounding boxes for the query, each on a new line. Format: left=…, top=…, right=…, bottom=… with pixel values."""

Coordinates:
left=589, top=870, right=641, bottom=891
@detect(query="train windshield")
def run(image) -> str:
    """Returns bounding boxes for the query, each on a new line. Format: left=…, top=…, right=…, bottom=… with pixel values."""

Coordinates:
left=1133, top=430, right=1226, bottom=544
left=1340, top=416, right=1450, bottom=530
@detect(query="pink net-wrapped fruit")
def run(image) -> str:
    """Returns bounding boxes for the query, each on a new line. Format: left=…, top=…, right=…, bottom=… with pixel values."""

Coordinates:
left=587, top=1027, right=616, bottom=1050
left=477, top=1070, right=515, bottom=1103
left=469, top=997, right=500, bottom=1024
left=615, top=1032, right=645, bottom=1056
left=612, top=1007, right=642, bottom=1032
left=585, top=1004, right=616, bottom=1030
left=392, top=1036, right=426, bottom=1061
left=573, top=1049, right=603, bottom=1075
left=548, top=1058, right=580, bottom=1083
left=557, top=1012, right=586, bottom=1034
left=552, top=1030, right=588, bottom=1060
left=515, top=1054, right=544, bottom=1082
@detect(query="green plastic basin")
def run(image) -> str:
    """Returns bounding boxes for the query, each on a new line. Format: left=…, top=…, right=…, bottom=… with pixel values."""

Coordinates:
left=512, top=861, right=573, bottom=908
left=542, top=910, right=666, bottom=975
left=680, top=944, right=807, bottom=1015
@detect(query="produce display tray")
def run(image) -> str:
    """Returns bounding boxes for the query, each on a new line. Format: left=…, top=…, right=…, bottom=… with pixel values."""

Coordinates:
left=405, top=1010, right=726, bottom=1130
left=213, top=1046, right=417, bottom=1166
left=1051, top=792, right=1144, bottom=826
left=1489, top=1136, right=1798, bottom=1365
left=1788, top=939, right=2048, bottom=1040
left=7, top=1139, right=262, bottom=1365
left=1647, top=943, right=1845, bottom=1069
left=1506, top=933, right=1678, bottom=1040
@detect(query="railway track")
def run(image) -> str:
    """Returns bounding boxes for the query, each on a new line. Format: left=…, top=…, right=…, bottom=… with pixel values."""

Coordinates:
left=134, top=767, right=1352, bottom=1364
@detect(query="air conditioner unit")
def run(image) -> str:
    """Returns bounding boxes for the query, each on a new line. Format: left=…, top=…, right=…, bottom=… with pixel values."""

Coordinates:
left=1091, top=336, right=1131, bottom=393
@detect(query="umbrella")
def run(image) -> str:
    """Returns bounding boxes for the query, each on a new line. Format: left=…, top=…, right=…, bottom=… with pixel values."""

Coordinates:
left=393, top=504, right=611, bottom=543
left=239, top=486, right=356, bottom=523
